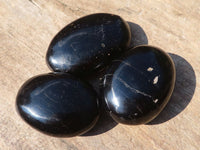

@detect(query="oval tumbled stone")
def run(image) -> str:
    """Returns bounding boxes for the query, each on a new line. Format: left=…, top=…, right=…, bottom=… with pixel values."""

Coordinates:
left=103, top=45, right=176, bottom=125
left=46, top=13, right=131, bottom=75
left=16, top=73, right=100, bottom=137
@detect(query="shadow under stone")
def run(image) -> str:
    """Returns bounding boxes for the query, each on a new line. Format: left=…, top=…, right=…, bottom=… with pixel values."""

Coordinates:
left=127, top=21, right=148, bottom=48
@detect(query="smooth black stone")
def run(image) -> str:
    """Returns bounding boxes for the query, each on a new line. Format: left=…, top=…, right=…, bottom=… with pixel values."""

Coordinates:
left=16, top=73, right=100, bottom=137
left=103, top=46, right=176, bottom=125
left=46, top=13, right=131, bottom=75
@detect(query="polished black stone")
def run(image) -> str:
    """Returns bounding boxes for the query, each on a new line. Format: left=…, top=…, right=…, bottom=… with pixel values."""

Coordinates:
left=16, top=73, right=100, bottom=137
left=103, top=46, right=176, bottom=125
left=46, top=13, right=131, bottom=75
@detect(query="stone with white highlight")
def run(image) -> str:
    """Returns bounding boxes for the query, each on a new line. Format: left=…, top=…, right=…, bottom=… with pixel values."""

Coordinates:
left=103, top=45, right=176, bottom=125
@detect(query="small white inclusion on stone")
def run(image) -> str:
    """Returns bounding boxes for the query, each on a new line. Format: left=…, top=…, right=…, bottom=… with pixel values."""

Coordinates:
left=147, top=67, right=153, bottom=72
left=101, top=43, right=105, bottom=48
left=134, top=112, right=138, bottom=116
left=153, top=99, right=158, bottom=103
left=153, top=76, right=159, bottom=84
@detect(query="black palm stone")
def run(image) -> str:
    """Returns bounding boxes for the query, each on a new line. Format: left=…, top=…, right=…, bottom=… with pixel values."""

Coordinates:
left=16, top=73, right=100, bottom=137
left=46, top=13, right=131, bottom=76
left=103, top=45, right=176, bottom=125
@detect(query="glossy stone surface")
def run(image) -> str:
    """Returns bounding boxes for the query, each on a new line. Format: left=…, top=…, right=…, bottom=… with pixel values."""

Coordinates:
left=103, top=46, right=176, bottom=125
left=46, top=13, right=131, bottom=75
left=16, top=73, right=99, bottom=137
